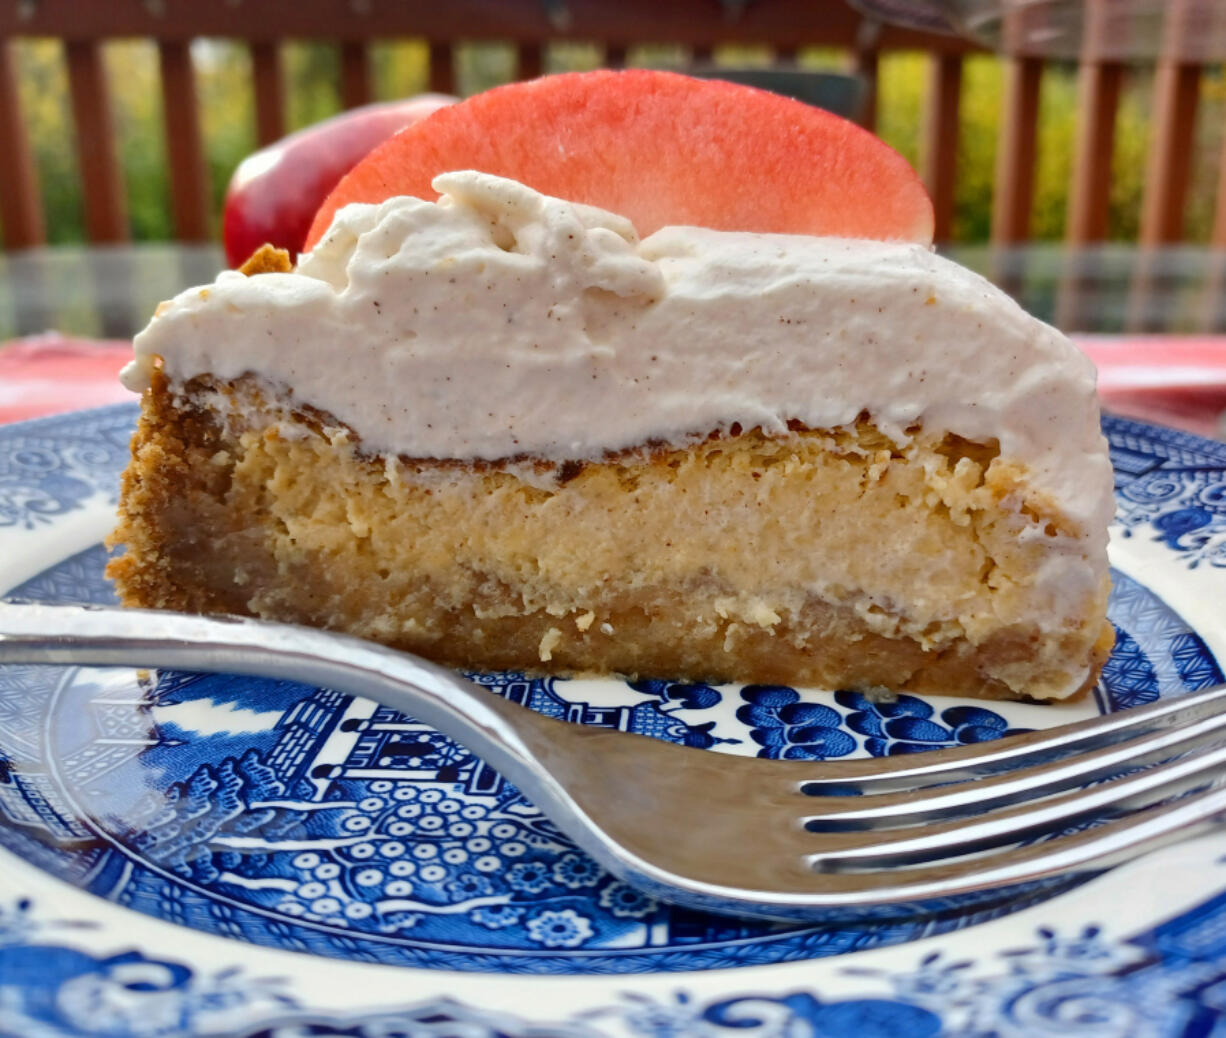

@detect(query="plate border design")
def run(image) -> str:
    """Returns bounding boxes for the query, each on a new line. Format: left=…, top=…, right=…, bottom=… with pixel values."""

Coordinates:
left=0, top=404, right=1224, bottom=1036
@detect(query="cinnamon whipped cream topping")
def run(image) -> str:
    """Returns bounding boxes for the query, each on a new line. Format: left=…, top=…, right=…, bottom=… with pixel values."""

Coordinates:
left=123, top=171, right=1115, bottom=539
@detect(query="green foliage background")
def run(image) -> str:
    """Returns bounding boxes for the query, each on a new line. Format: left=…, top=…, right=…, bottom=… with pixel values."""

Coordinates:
left=10, top=38, right=1226, bottom=245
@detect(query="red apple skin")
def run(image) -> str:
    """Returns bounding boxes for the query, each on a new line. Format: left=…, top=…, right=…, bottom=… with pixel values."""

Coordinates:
left=223, top=94, right=456, bottom=268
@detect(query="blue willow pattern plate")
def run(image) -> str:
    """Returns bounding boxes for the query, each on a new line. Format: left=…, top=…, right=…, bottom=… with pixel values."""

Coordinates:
left=0, top=403, right=1224, bottom=1037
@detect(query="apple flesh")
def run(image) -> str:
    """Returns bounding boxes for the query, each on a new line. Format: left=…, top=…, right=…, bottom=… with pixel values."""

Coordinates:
left=223, top=94, right=456, bottom=268
left=307, top=70, right=934, bottom=250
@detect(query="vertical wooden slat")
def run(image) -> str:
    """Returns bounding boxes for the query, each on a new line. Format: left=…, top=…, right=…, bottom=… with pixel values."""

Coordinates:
left=250, top=40, right=285, bottom=146
left=1201, top=127, right=1226, bottom=329
left=340, top=40, right=372, bottom=108
left=1, top=41, right=48, bottom=327
left=0, top=39, right=44, bottom=249
left=1193, top=2, right=1226, bottom=330
left=66, top=39, right=128, bottom=243
left=428, top=41, right=454, bottom=94
left=517, top=42, right=543, bottom=80
left=853, top=21, right=879, bottom=132
left=1066, top=0, right=1123, bottom=246
left=1137, top=63, right=1201, bottom=246
left=691, top=45, right=713, bottom=65
left=775, top=46, right=797, bottom=64
left=922, top=53, right=962, bottom=244
left=1065, top=62, right=1122, bottom=243
left=1057, top=0, right=1123, bottom=330
left=990, top=56, right=1042, bottom=245
left=605, top=44, right=628, bottom=68
left=157, top=40, right=209, bottom=242
left=1130, top=0, right=1200, bottom=331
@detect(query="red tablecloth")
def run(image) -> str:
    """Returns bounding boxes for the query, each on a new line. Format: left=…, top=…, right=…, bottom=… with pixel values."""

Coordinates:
left=0, top=334, right=135, bottom=422
left=2, top=332, right=1225, bottom=439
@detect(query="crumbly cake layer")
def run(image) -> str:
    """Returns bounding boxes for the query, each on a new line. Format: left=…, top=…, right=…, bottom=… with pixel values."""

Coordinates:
left=123, top=173, right=1116, bottom=547
left=108, top=376, right=1112, bottom=701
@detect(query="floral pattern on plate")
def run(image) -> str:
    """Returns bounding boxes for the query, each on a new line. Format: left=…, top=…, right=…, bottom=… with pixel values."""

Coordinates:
left=0, top=404, right=1224, bottom=1034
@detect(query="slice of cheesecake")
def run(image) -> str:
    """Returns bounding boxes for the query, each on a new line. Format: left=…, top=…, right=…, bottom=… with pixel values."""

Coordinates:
left=108, top=171, right=1114, bottom=701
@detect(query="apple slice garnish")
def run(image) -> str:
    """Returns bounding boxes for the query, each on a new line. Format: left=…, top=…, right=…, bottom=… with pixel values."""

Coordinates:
left=304, top=69, right=933, bottom=250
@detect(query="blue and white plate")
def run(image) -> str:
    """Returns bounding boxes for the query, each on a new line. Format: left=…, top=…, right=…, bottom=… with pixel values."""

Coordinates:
left=1, top=402, right=1225, bottom=1037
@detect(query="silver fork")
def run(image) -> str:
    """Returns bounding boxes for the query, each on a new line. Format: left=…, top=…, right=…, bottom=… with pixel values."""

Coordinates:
left=1, top=602, right=1224, bottom=923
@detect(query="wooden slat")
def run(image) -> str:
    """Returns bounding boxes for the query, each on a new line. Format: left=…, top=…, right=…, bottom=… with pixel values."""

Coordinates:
left=65, top=39, right=128, bottom=243
left=1066, top=0, right=1123, bottom=245
left=428, top=41, right=454, bottom=94
left=250, top=40, right=285, bottom=146
left=517, top=42, right=543, bottom=80
left=157, top=40, right=209, bottom=242
left=605, top=44, right=627, bottom=68
left=691, top=45, right=713, bottom=64
left=1203, top=127, right=1226, bottom=327
left=1130, top=0, right=1200, bottom=332
left=340, top=40, right=372, bottom=108
left=922, top=53, right=961, bottom=244
left=1056, top=0, right=1122, bottom=331
left=990, top=56, right=1041, bottom=245
left=1065, top=62, right=1122, bottom=244
left=1137, top=61, right=1201, bottom=246
left=1200, top=1, right=1226, bottom=328
left=0, top=39, right=44, bottom=249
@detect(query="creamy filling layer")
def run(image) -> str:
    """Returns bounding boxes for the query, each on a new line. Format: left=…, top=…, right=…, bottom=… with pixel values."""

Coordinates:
left=112, top=375, right=1111, bottom=699
left=124, top=172, right=1114, bottom=541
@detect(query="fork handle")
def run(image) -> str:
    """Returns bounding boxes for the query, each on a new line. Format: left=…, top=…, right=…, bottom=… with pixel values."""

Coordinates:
left=0, top=602, right=569, bottom=793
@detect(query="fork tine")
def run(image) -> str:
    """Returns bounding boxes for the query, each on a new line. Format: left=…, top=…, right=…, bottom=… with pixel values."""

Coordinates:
left=799, top=683, right=1226, bottom=796
left=805, top=738, right=1226, bottom=872
left=791, top=782, right=1226, bottom=902
left=804, top=703, right=1226, bottom=831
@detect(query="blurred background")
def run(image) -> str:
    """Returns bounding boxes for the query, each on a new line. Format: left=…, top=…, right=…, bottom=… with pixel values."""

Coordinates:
left=15, top=39, right=1196, bottom=249
left=3, top=0, right=1226, bottom=342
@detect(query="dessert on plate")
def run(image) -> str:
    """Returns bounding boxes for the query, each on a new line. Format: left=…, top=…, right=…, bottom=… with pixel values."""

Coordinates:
left=108, top=70, right=1115, bottom=702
